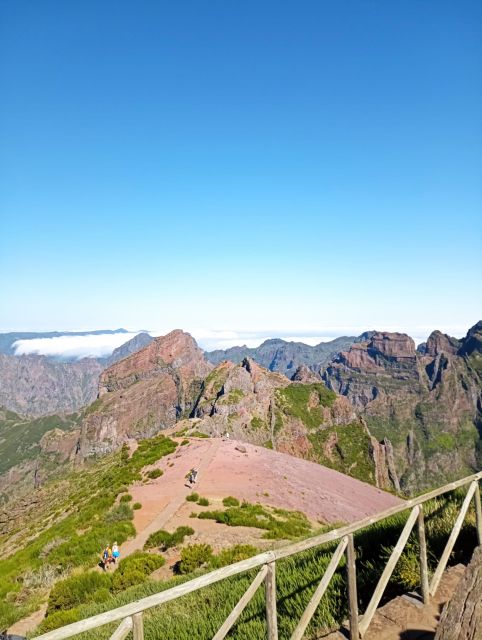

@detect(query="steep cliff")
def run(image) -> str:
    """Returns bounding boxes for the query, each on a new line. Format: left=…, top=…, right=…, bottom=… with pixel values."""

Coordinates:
left=78, top=330, right=212, bottom=456
left=323, top=323, right=482, bottom=492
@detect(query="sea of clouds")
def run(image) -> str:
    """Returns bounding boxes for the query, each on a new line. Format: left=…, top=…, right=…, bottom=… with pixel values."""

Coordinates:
left=13, top=332, right=141, bottom=360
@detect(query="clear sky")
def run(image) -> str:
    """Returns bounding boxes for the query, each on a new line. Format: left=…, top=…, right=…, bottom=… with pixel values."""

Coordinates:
left=1, top=0, right=481, bottom=348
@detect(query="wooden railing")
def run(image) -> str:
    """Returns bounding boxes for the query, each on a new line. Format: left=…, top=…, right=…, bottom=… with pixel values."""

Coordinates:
left=33, top=471, right=482, bottom=640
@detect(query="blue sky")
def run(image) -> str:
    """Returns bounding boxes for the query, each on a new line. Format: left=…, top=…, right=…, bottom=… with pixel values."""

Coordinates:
left=1, top=0, right=481, bottom=348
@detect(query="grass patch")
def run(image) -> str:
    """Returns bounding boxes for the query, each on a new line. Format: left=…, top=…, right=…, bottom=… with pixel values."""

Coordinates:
left=276, top=383, right=336, bottom=429
left=222, top=496, right=240, bottom=507
left=146, top=468, right=163, bottom=479
left=198, top=502, right=312, bottom=540
left=186, top=493, right=199, bottom=502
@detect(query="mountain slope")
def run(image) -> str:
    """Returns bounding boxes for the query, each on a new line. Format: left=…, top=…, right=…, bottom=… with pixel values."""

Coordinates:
left=0, top=332, right=154, bottom=417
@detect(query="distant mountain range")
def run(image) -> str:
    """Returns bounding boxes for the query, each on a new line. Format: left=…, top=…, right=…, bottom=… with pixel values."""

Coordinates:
left=0, top=332, right=154, bottom=416
left=1, top=322, right=480, bottom=502
left=205, top=333, right=374, bottom=377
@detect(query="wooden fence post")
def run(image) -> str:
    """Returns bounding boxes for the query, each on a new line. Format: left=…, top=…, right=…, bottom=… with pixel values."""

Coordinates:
left=346, top=534, right=359, bottom=640
left=132, top=612, right=144, bottom=640
left=474, top=481, right=482, bottom=546
left=417, top=505, right=430, bottom=605
left=266, top=561, right=278, bottom=640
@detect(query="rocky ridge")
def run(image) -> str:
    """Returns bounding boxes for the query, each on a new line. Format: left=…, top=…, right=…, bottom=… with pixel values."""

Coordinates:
left=323, top=323, right=482, bottom=492
left=205, top=333, right=374, bottom=377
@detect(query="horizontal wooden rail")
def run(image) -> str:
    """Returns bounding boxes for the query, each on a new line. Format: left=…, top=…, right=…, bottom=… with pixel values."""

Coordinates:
left=32, top=471, right=482, bottom=640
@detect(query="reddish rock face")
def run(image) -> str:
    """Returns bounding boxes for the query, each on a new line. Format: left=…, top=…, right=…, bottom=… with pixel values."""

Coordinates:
left=424, top=330, right=460, bottom=357
left=79, top=330, right=212, bottom=455
left=99, top=330, right=211, bottom=395
left=370, top=332, right=416, bottom=359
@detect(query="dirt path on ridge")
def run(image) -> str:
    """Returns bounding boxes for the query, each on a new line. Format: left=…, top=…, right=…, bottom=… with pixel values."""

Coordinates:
left=120, top=437, right=221, bottom=557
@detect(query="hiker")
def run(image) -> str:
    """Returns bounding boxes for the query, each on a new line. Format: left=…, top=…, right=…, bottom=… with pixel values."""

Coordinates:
left=185, top=468, right=198, bottom=486
left=112, top=541, right=120, bottom=563
left=101, top=546, right=109, bottom=570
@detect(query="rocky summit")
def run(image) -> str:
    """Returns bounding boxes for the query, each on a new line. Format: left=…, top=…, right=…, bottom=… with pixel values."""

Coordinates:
left=323, top=322, right=482, bottom=492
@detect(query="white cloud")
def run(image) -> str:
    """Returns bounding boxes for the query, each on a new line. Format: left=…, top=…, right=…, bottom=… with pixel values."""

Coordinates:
left=13, top=333, right=141, bottom=360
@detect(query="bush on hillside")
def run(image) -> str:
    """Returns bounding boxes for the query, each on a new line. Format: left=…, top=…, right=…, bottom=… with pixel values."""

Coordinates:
left=222, top=496, right=240, bottom=507
left=112, top=552, right=165, bottom=592
left=106, top=502, right=134, bottom=523
left=197, top=497, right=209, bottom=506
left=47, top=572, right=112, bottom=614
left=186, top=493, right=199, bottom=502
left=210, top=545, right=258, bottom=569
left=178, top=544, right=213, bottom=574
left=133, top=502, right=142, bottom=510
left=144, top=526, right=194, bottom=551
left=147, top=469, right=163, bottom=480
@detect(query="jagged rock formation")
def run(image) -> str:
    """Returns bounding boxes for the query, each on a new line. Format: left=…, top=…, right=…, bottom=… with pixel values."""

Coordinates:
left=0, top=332, right=154, bottom=417
left=323, top=322, right=482, bottom=492
left=78, top=330, right=212, bottom=456
left=102, top=332, right=153, bottom=365
left=435, top=545, right=482, bottom=640
left=206, top=333, right=374, bottom=378
left=177, top=357, right=387, bottom=487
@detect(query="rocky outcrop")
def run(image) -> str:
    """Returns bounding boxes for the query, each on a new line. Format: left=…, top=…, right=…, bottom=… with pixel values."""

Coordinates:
left=205, top=333, right=375, bottom=378
left=181, top=357, right=391, bottom=488
left=78, top=331, right=212, bottom=456
left=323, top=322, right=482, bottom=492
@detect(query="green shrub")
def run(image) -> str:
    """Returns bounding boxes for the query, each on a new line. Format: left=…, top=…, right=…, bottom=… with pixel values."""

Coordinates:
left=112, top=553, right=165, bottom=592
left=186, top=493, right=199, bottom=502
left=120, top=494, right=132, bottom=503
left=178, top=544, right=213, bottom=574
left=198, top=502, right=311, bottom=539
left=47, top=571, right=112, bottom=614
left=189, top=431, right=209, bottom=438
left=106, top=502, right=134, bottom=523
left=223, top=496, right=240, bottom=507
left=211, top=545, right=258, bottom=568
left=133, top=502, right=142, bottom=510
left=38, top=607, right=81, bottom=633
left=144, top=526, right=194, bottom=551
left=180, top=439, right=190, bottom=446
left=197, top=497, right=209, bottom=506
left=147, top=469, right=163, bottom=480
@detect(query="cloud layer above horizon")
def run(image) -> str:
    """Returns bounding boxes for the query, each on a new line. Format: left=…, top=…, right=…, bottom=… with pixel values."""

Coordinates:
left=9, top=322, right=473, bottom=359
left=13, top=333, right=141, bottom=360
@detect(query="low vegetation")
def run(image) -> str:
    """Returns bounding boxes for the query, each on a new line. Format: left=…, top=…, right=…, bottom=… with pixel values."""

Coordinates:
left=144, top=526, right=194, bottom=551
left=276, top=383, right=336, bottom=429
left=0, top=433, right=177, bottom=630
left=197, top=502, right=312, bottom=540
left=33, top=490, right=479, bottom=640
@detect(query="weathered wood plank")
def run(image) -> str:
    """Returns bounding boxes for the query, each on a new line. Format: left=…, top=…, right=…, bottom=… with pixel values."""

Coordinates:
left=212, top=565, right=268, bottom=640
left=359, top=506, right=419, bottom=636
left=474, top=482, right=482, bottom=546
left=430, top=481, right=477, bottom=596
left=132, top=612, right=143, bottom=640
left=109, top=617, right=132, bottom=640
left=346, top=534, right=359, bottom=640
left=266, top=561, right=278, bottom=640
left=417, top=504, right=430, bottom=605
left=290, top=538, right=348, bottom=640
